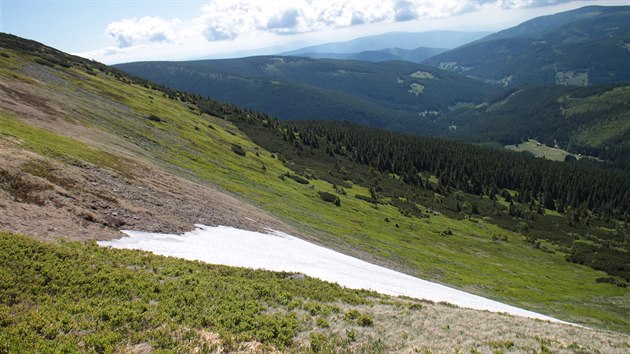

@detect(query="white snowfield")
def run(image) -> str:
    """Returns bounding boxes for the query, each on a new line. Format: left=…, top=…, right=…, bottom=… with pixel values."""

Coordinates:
left=99, top=224, right=571, bottom=325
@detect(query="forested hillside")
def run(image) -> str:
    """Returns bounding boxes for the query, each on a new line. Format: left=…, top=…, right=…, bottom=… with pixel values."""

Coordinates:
left=423, top=6, right=630, bottom=86
left=193, top=98, right=630, bottom=284
left=442, top=84, right=630, bottom=170
left=115, top=56, right=499, bottom=135
left=113, top=41, right=630, bottom=285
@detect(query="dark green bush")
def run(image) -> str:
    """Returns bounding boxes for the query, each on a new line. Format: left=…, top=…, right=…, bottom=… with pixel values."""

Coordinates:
left=355, top=194, right=379, bottom=204
left=357, top=314, right=374, bottom=327
left=319, top=191, right=340, bottom=206
left=407, top=303, right=423, bottom=311
left=34, top=57, right=55, bottom=67
left=231, top=144, right=246, bottom=156
left=146, top=114, right=162, bottom=122
left=344, top=309, right=360, bottom=321
left=595, top=277, right=627, bottom=287
left=316, top=317, right=330, bottom=328
left=390, top=198, right=420, bottom=217
left=309, top=332, right=329, bottom=352
left=287, top=174, right=309, bottom=184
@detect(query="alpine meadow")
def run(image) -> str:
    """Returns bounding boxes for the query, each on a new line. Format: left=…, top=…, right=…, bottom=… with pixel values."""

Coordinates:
left=1, top=2, right=629, bottom=353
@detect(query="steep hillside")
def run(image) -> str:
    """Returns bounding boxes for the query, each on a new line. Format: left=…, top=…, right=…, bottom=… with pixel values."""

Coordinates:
left=1, top=33, right=630, bottom=351
left=443, top=85, right=630, bottom=170
left=115, top=56, right=498, bottom=135
left=423, top=6, right=630, bottom=86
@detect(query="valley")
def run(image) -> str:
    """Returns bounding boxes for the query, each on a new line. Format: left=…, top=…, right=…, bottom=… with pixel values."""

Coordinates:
left=115, top=56, right=498, bottom=136
left=116, top=6, right=630, bottom=171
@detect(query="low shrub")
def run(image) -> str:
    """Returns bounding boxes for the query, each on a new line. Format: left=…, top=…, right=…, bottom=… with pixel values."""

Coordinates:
left=231, top=144, right=246, bottom=156
left=595, top=277, right=627, bottom=287
left=390, top=198, right=420, bottom=217
left=146, top=114, right=162, bottom=122
left=344, top=309, right=360, bottom=321
left=34, top=57, right=55, bottom=67
left=0, top=233, right=373, bottom=352
left=288, top=174, right=309, bottom=184
left=319, top=191, right=340, bottom=206
left=355, top=194, right=379, bottom=204
left=357, top=314, right=374, bottom=327
left=316, top=317, right=329, bottom=328
left=309, top=332, right=329, bottom=353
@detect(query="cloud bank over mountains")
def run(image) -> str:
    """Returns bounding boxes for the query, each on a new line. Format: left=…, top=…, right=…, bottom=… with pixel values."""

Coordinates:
left=105, top=0, right=576, bottom=48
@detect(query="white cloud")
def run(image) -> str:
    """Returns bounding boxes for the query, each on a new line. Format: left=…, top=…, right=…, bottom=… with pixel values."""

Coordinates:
left=103, top=0, right=588, bottom=47
left=106, top=16, right=181, bottom=47
left=194, top=0, right=481, bottom=39
left=86, top=0, right=617, bottom=63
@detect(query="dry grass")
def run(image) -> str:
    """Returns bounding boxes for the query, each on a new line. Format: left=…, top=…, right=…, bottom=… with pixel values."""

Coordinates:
left=287, top=298, right=630, bottom=353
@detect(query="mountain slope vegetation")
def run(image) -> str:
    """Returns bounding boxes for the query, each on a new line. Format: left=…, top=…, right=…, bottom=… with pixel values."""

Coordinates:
left=115, top=56, right=499, bottom=135
left=442, top=84, right=630, bottom=170
left=423, top=6, right=630, bottom=86
left=1, top=33, right=629, bottom=352
left=6, top=233, right=630, bottom=353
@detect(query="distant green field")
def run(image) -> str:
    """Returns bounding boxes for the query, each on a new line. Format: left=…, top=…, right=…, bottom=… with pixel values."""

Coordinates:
left=505, top=139, right=572, bottom=161
left=505, top=140, right=606, bottom=163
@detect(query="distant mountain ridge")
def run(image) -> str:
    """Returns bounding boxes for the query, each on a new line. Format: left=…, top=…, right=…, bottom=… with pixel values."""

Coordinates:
left=476, top=5, right=623, bottom=43
left=291, top=47, right=448, bottom=63
left=282, top=31, right=491, bottom=55
left=424, top=6, right=630, bottom=87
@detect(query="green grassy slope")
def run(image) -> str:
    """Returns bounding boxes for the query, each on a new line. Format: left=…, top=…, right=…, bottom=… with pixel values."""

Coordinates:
left=114, top=56, right=499, bottom=135
left=0, top=232, right=382, bottom=352
left=423, top=6, right=630, bottom=86
left=230, top=117, right=630, bottom=331
left=6, top=234, right=630, bottom=353
left=1, top=34, right=629, bottom=335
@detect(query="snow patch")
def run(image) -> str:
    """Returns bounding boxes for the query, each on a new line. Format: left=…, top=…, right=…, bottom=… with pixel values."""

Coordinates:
left=99, top=224, right=571, bottom=325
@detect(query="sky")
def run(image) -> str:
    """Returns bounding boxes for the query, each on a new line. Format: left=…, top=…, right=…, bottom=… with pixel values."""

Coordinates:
left=2, top=0, right=628, bottom=64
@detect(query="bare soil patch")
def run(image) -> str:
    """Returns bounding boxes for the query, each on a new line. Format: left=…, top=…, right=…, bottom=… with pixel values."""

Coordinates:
left=0, top=142, right=299, bottom=242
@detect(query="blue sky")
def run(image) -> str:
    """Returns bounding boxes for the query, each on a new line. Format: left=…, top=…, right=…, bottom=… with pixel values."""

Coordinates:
left=2, top=0, right=627, bottom=64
